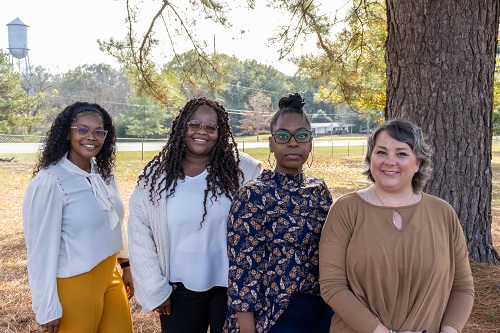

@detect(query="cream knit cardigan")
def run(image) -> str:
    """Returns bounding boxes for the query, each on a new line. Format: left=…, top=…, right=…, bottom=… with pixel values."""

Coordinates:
left=128, top=152, right=262, bottom=312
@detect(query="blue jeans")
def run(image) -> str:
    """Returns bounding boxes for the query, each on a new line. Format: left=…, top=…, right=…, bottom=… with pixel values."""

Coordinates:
left=270, top=293, right=333, bottom=333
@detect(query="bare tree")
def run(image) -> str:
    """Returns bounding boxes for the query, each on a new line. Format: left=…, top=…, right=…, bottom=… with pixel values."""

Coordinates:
left=238, top=91, right=272, bottom=141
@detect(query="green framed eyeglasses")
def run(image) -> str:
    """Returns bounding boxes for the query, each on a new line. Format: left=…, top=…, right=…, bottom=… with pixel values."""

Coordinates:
left=272, top=130, right=312, bottom=144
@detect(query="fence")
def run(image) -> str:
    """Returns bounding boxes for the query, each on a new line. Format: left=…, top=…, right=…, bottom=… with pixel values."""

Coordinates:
left=0, top=134, right=367, bottom=158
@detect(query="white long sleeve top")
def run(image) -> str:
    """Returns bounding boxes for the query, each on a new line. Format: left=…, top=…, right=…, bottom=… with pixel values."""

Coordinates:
left=22, top=156, right=127, bottom=324
left=128, top=152, right=262, bottom=312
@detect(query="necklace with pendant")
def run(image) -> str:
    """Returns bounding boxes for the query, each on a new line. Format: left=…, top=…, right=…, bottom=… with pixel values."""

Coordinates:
left=372, top=187, right=414, bottom=225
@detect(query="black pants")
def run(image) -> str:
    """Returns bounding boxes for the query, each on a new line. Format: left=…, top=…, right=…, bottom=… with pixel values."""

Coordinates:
left=270, top=293, right=333, bottom=333
left=160, top=283, right=227, bottom=333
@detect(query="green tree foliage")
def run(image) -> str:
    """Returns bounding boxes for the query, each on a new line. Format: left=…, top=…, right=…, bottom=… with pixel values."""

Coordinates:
left=99, top=0, right=386, bottom=120
left=23, top=66, right=65, bottom=135
left=163, top=50, right=224, bottom=99
left=493, top=53, right=500, bottom=135
left=295, top=0, right=386, bottom=116
left=57, top=64, right=130, bottom=113
left=120, top=95, right=171, bottom=138
left=0, top=49, right=38, bottom=134
left=98, top=0, right=238, bottom=105
left=162, top=51, right=327, bottom=135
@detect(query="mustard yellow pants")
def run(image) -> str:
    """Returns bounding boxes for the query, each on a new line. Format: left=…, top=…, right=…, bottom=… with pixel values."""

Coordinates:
left=55, top=254, right=133, bottom=333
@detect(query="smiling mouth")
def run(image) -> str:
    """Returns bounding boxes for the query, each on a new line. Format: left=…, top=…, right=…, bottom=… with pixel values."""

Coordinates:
left=193, top=138, right=208, bottom=143
left=83, top=144, right=97, bottom=148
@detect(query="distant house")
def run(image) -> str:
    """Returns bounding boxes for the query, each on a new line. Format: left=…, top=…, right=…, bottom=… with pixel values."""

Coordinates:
left=311, top=122, right=356, bottom=136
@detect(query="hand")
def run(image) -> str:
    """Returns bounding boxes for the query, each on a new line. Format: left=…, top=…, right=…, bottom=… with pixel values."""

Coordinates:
left=155, top=284, right=177, bottom=315
left=41, top=318, right=60, bottom=333
left=440, top=326, right=459, bottom=333
left=236, top=311, right=256, bottom=333
left=121, top=267, right=134, bottom=299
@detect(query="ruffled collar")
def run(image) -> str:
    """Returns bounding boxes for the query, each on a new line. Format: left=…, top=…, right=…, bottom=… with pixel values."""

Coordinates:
left=261, top=169, right=305, bottom=186
left=59, top=154, right=120, bottom=230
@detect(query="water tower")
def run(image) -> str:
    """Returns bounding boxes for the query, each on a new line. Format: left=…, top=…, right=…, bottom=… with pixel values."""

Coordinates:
left=7, top=18, right=34, bottom=96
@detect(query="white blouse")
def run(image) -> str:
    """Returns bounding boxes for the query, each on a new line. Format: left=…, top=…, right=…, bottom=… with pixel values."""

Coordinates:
left=166, top=169, right=231, bottom=291
left=22, top=156, right=126, bottom=324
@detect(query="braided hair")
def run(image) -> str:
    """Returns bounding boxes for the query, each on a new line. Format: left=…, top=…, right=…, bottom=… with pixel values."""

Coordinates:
left=33, top=102, right=116, bottom=183
left=138, top=97, right=242, bottom=227
left=270, top=92, right=311, bottom=132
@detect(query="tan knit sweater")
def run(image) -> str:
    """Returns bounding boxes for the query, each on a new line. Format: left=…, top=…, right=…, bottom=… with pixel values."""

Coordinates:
left=319, top=192, right=474, bottom=333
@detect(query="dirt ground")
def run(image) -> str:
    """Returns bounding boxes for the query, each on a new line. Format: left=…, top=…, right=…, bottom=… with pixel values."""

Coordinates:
left=0, top=158, right=498, bottom=333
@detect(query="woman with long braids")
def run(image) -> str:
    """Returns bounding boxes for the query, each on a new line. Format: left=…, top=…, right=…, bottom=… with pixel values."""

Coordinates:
left=128, top=97, right=262, bottom=333
left=22, top=102, right=133, bottom=333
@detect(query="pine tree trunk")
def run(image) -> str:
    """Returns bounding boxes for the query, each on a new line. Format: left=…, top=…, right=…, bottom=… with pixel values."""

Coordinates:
left=385, top=0, right=500, bottom=263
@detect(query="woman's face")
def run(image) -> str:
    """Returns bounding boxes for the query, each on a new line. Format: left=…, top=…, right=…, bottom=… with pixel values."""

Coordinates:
left=67, top=112, right=106, bottom=171
left=184, top=105, right=219, bottom=158
left=269, top=112, right=312, bottom=174
left=370, top=130, right=421, bottom=193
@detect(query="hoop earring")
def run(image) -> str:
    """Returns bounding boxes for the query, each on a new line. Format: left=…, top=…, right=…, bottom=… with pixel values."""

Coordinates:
left=306, top=148, right=314, bottom=168
left=267, top=150, right=275, bottom=169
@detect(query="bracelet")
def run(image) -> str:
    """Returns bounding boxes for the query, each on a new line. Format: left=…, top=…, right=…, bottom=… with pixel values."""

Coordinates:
left=120, top=261, right=130, bottom=269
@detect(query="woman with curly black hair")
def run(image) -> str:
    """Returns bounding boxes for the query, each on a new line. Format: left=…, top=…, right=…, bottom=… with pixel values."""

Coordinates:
left=128, top=97, right=262, bottom=333
left=22, top=102, right=133, bottom=333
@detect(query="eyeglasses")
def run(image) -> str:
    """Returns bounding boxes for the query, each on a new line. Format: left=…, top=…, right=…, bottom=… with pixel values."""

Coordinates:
left=187, top=120, right=218, bottom=134
left=272, top=129, right=312, bottom=144
left=69, top=126, right=108, bottom=140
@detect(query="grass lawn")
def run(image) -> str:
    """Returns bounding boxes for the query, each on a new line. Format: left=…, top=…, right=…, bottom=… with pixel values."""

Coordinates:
left=0, top=144, right=498, bottom=332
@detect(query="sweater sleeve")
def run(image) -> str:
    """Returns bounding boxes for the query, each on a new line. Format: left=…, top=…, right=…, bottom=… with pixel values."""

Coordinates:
left=440, top=212, right=475, bottom=332
left=227, top=185, right=267, bottom=312
left=22, top=173, right=63, bottom=325
left=238, top=152, right=262, bottom=185
left=319, top=196, right=380, bottom=333
left=128, top=180, right=173, bottom=312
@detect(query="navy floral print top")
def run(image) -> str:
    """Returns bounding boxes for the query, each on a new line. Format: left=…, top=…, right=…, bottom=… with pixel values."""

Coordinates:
left=223, top=170, right=333, bottom=333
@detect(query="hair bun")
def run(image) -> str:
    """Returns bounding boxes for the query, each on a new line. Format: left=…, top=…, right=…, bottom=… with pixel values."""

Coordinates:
left=278, top=93, right=305, bottom=110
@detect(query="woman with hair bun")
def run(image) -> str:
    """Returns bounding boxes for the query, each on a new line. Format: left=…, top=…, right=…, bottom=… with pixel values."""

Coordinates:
left=23, top=102, right=133, bottom=333
left=224, top=93, right=333, bottom=333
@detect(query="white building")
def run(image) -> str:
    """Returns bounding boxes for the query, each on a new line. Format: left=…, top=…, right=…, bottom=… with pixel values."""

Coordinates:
left=311, top=122, right=356, bottom=136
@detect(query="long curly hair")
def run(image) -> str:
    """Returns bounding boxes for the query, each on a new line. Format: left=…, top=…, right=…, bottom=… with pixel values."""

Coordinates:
left=139, top=97, right=242, bottom=227
left=33, top=102, right=117, bottom=183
